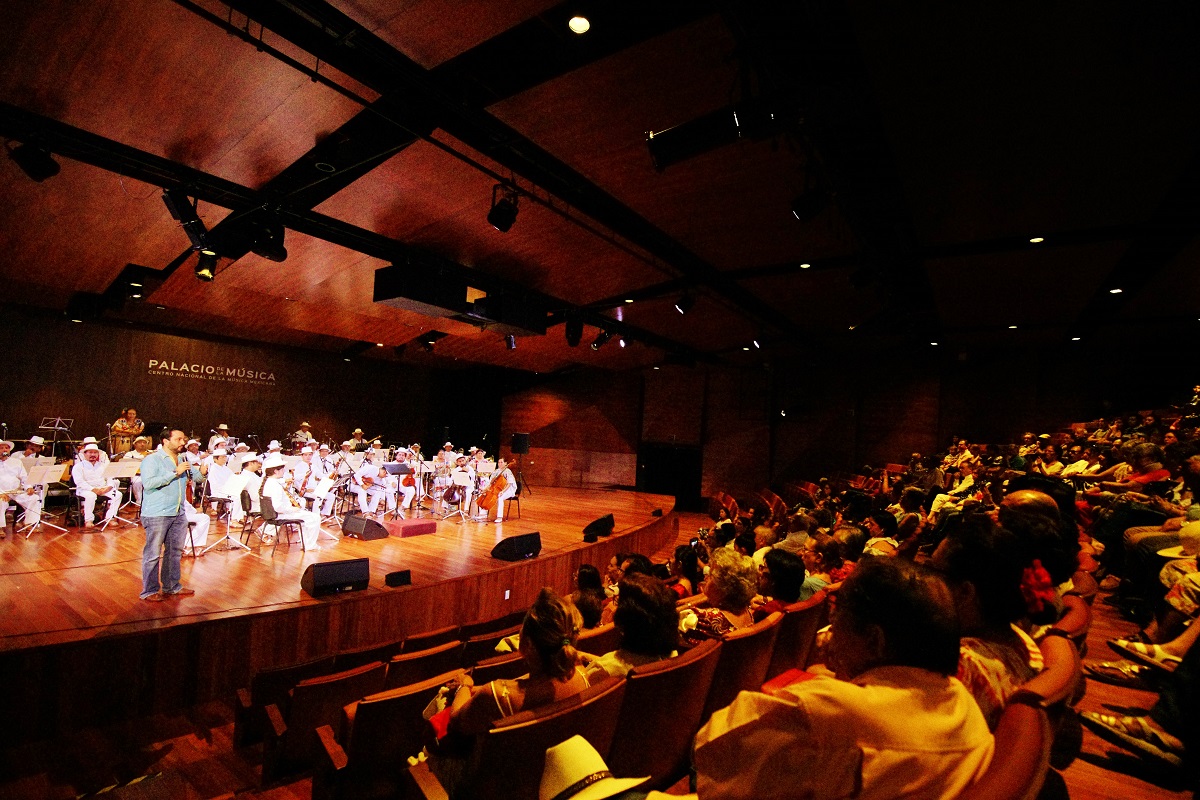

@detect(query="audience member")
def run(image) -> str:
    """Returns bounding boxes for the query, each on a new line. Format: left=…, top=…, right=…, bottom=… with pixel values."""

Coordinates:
left=584, top=574, right=679, bottom=681
left=753, top=548, right=808, bottom=619
left=571, top=564, right=606, bottom=629
left=681, top=548, right=756, bottom=642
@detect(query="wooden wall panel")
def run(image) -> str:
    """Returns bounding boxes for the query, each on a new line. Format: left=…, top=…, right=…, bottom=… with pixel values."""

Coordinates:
left=701, top=367, right=770, bottom=497
left=642, top=366, right=705, bottom=445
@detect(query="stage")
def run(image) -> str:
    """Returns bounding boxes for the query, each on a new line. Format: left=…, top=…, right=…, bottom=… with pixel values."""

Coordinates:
left=0, top=486, right=677, bottom=743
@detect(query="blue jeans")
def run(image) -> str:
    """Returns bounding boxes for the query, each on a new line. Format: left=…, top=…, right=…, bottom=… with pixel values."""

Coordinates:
left=141, top=511, right=188, bottom=598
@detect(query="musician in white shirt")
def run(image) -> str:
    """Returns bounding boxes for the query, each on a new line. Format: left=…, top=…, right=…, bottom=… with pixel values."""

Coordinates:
left=0, top=440, right=42, bottom=533
left=125, top=435, right=153, bottom=505
left=76, top=436, right=111, bottom=464
left=292, top=421, right=314, bottom=446
left=182, top=440, right=203, bottom=466
left=260, top=454, right=320, bottom=549
left=229, top=454, right=262, bottom=523
left=205, top=449, right=234, bottom=511
left=72, top=443, right=122, bottom=527
left=392, top=448, right=417, bottom=513
left=352, top=452, right=391, bottom=516
left=207, top=423, right=230, bottom=453
left=476, top=457, right=517, bottom=523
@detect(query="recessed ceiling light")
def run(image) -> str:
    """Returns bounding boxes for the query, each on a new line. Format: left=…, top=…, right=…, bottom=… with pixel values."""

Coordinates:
left=1071, top=337, right=1081, bottom=341
left=130, top=293, right=142, bottom=299
left=653, top=366, right=660, bottom=370
left=742, top=346, right=750, bottom=351
left=848, top=325, right=856, bottom=331
left=1029, top=237, right=1044, bottom=243
left=1008, top=325, right=1018, bottom=329
left=568, top=15, right=590, bottom=34
left=376, top=343, right=384, bottom=347
left=70, top=318, right=83, bottom=323
left=752, top=339, right=760, bottom=348
left=1109, top=288, right=1123, bottom=294
left=624, top=299, right=634, bottom=303
left=930, top=342, right=938, bottom=346
left=780, top=410, right=786, bottom=417
left=343, top=357, right=351, bottom=362
left=129, top=282, right=143, bottom=288
left=799, top=263, right=811, bottom=269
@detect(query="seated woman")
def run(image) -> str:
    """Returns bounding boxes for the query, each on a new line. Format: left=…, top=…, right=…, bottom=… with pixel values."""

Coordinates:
left=753, top=548, right=808, bottom=620
left=570, top=564, right=606, bottom=629
left=668, top=544, right=704, bottom=599
left=799, top=532, right=843, bottom=600
left=864, top=512, right=901, bottom=556
left=584, top=573, right=680, bottom=681
left=933, top=514, right=1043, bottom=729
left=682, top=548, right=757, bottom=642
left=433, top=588, right=589, bottom=792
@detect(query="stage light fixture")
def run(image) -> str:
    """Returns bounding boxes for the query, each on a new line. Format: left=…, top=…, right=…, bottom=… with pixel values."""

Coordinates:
left=674, top=293, right=695, bottom=315
left=618, top=337, right=627, bottom=348
left=194, top=252, right=217, bottom=282
left=250, top=216, right=288, bottom=262
left=6, top=143, right=60, bottom=182
left=565, top=315, right=584, bottom=347
left=568, top=15, right=590, bottom=33
left=487, top=183, right=520, bottom=232
left=591, top=330, right=612, bottom=350
left=162, top=188, right=212, bottom=250
left=505, top=334, right=517, bottom=350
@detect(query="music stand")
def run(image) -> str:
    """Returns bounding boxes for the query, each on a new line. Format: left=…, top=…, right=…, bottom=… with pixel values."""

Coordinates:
left=384, top=463, right=412, bottom=519
left=38, top=416, right=74, bottom=461
left=17, top=463, right=70, bottom=536
left=99, top=461, right=140, bottom=529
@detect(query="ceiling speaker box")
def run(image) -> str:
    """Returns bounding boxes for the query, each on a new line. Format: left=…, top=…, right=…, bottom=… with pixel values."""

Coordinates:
left=490, top=532, right=542, bottom=561
left=343, top=513, right=388, bottom=540
left=511, top=432, right=531, bottom=455
left=301, top=558, right=370, bottom=597
left=583, top=513, right=615, bottom=538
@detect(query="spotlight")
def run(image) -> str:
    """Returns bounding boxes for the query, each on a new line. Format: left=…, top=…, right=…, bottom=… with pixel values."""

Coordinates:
left=565, top=315, right=584, bottom=347
left=249, top=216, right=287, bottom=262
left=487, top=183, right=520, bottom=232
left=194, top=252, right=217, bottom=282
left=6, top=143, right=60, bottom=182
left=162, top=188, right=215, bottom=254
left=568, top=15, right=590, bottom=33
left=752, top=339, right=761, bottom=348
left=674, top=293, right=695, bottom=315
left=505, top=334, right=517, bottom=350
left=591, top=330, right=612, bottom=350
left=618, top=337, right=627, bottom=348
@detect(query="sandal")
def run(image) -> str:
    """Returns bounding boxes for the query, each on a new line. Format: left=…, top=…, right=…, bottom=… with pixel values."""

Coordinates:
left=1080, top=712, right=1184, bottom=767
left=1082, top=660, right=1158, bottom=690
left=1106, top=639, right=1182, bottom=673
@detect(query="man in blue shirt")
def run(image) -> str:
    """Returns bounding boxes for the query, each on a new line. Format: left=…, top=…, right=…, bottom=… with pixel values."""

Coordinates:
left=139, top=428, right=204, bottom=601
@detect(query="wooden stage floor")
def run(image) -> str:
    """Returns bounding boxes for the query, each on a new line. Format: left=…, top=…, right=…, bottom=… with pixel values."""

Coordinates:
left=0, top=486, right=676, bottom=653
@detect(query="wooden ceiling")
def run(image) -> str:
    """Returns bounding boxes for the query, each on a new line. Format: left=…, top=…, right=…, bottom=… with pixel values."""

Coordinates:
left=2, top=0, right=1199, bottom=374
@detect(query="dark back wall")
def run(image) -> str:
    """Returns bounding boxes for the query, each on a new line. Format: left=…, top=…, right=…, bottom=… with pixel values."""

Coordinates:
left=0, top=305, right=501, bottom=454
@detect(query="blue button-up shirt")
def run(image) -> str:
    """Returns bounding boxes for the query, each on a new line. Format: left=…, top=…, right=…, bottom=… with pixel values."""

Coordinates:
left=139, top=449, right=200, bottom=518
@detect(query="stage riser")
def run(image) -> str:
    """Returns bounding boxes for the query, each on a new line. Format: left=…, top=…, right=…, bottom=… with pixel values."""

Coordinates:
left=0, top=515, right=678, bottom=744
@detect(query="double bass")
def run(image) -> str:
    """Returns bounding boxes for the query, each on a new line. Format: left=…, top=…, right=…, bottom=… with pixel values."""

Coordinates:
left=477, top=472, right=508, bottom=512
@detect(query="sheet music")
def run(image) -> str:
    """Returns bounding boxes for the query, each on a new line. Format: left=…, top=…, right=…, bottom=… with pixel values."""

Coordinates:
left=310, top=476, right=335, bottom=499
left=26, top=464, right=69, bottom=485
left=104, top=461, right=141, bottom=479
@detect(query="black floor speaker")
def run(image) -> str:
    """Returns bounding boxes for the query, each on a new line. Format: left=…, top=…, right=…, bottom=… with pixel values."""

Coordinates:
left=301, top=558, right=370, bottom=597
left=490, top=531, right=542, bottom=561
left=343, top=513, right=389, bottom=540
left=583, top=513, right=615, bottom=538
left=511, top=432, right=531, bottom=455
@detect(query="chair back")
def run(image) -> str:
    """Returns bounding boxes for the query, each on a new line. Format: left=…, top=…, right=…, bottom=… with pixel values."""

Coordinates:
left=957, top=700, right=1051, bottom=800
left=462, top=676, right=627, bottom=800
left=333, top=637, right=406, bottom=672
left=470, top=652, right=528, bottom=684
left=765, top=591, right=828, bottom=679
left=701, top=611, right=783, bottom=723
left=402, top=624, right=461, bottom=653
left=576, top=622, right=621, bottom=656
left=271, top=661, right=388, bottom=774
left=460, top=610, right=527, bottom=640
left=344, top=668, right=467, bottom=775
left=384, top=639, right=464, bottom=690
left=235, top=654, right=337, bottom=746
left=607, top=638, right=722, bottom=788
left=460, top=624, right=522, bottom=668
left=260, top=495, right=279, bottom=522
left=241, top=488, right=253, bottom=514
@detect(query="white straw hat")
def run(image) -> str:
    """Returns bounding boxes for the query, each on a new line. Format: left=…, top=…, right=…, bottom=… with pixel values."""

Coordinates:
left=539, top=735, right=648, bottom=800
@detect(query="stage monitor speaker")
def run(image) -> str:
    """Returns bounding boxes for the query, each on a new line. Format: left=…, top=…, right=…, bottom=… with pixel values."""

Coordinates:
left=301, top=558, right=370, bottom=597
left=343, top=513, right=389, bottom=540
left=511, top=432, right=531, bottom=455
left=385, top=569, right=412, bottom=587
left=583, top=513, right=615, bottom=539
left=491, top=532, right=541, bottom=561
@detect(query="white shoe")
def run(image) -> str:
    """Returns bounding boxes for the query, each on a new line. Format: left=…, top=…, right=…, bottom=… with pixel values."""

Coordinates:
left=494, top=518, right=503, bottom=524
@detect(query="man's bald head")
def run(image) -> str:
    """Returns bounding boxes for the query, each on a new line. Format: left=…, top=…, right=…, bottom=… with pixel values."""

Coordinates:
left=1000, top=489, right=1060, bottom=521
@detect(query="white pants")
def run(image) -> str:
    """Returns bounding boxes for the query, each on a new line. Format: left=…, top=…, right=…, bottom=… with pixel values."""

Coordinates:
left=398, top=481, right=416, bottom=509
left=275, top=508, right=321, bottom=549
left=184, top=507, right=210, bottom=550
left=77, top=485, right=121, bottom=522
left=131, top=476, right=143, bottom=505
left=1, top=492, right=41, bottom=528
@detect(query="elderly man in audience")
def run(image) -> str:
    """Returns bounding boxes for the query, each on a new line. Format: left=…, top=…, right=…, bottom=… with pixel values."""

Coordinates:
left=693, top=558, right=993, bottom=800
